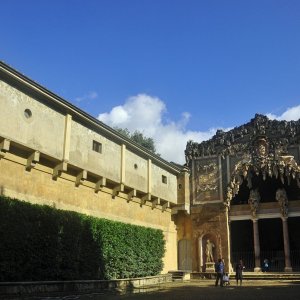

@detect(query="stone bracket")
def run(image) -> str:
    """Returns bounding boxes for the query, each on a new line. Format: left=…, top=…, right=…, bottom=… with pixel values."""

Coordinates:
left=162, top=201, right=170, bottom=212
left=141, top=193, right=151, bottom=206
left=0, top=138, right=10, bottom=159
left=112, top=184, right=124, bottom=198
left=151, top=197, right=160, bottom=209
left=75, top=170, right=87, bottom=187
left=26, top=151, right=40, bottom=171
left=127, top=189, right=136, bottom=202
left=52, top=161, right=68, bottom=180
left=95, top=177, right=106, bottom=193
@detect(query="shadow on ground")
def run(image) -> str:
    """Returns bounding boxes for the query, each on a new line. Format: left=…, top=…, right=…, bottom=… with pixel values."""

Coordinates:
left=23, top=280, right=300, bottom=300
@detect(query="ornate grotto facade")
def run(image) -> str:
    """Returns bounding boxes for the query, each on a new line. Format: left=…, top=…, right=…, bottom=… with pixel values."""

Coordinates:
left=175, top=114, right=300, bottom=272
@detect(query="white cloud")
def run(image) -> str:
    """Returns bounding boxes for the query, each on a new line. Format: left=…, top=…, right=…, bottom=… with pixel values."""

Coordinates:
left=98, top=93, right=218, bottom=164
left=97, top=97, right=300, bottom=164
left=266, top=105, right=300, bottom=121
left=75, top=91, right=98, bottom=102
left=99, top=94, right=165, bottom=136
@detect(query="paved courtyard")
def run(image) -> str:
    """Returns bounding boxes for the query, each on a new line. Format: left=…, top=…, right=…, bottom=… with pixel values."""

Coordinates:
left=21, top=279, right=300, bottom=300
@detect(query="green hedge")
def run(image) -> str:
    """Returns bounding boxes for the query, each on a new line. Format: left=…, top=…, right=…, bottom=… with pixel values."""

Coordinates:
left=0, top=196, right=165, bottom=281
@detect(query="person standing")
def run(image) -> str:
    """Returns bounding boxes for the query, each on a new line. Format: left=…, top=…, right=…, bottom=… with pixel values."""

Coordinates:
left=215, top=258, right=224, bottom=287
left=235, top=259, right=245, bottom=286
left=221, top=257, right=225, bottom=271
left=263, top=258, right=269, bottom=272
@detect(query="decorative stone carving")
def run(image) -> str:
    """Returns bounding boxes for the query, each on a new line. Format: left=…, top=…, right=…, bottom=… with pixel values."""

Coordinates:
left=224, top=152, right=300, bottom=208
left=187, top=113, right=300, bottom=208
left=194, top=159, right=219, bottom=202
left=196, top=161, right=218, bottom=192
left=248, top=189, right=260, bottom=217
left=185, top=114, right=300, bottom=165
left=276, top=188, right=289, bottom=218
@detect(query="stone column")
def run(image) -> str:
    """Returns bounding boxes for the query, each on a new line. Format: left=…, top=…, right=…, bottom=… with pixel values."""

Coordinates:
left=252, top=218, right=261, bottom=272
left=282, top=217, right=292, bottom=272
left=225, top=207, right=233, bottom=273
left=198, top=236, right=203, bottom=272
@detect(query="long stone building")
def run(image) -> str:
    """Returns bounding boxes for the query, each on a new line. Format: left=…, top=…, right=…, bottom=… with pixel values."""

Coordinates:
left=0, top=61, right=190, bottom=274
left=1, top=61, right=300, bottom=274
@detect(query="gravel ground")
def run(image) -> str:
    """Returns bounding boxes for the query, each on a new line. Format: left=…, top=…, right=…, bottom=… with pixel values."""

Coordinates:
left=21, top=279, right=300, bottom=300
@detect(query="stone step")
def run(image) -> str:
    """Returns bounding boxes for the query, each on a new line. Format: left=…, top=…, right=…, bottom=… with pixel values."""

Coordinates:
left=242, top=272, right=300, bottom=280
left=168, top=270, right=191, bottom=281
left=191, top=272, right=300, bottom=280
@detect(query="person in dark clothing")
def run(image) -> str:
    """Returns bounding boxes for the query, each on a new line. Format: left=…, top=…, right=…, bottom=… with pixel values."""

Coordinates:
left=235, top=259, right=245, bottom=286
left=263, top=258, right=269, bottom=272
left=215, top=258, right=224, bottom=287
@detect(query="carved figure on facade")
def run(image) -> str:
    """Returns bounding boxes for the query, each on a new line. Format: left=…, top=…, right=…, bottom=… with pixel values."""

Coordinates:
left=276, top=188, right=288, bottom=218
left=205, top=239, right=215, bottom=263
left=257, top=138, right=268, bottom=158
left=248, top=189, right=260, bottom=217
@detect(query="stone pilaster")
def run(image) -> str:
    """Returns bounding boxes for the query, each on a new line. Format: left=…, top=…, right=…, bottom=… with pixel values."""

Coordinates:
left=147, top=159, right=152, bottom=194
left=121, top=144, right=126, bottom=184
left=63, top=114, right=72, bottom=162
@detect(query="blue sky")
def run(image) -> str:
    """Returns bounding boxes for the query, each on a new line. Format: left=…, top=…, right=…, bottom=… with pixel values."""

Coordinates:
left=1, top=0, right=300, bottom=164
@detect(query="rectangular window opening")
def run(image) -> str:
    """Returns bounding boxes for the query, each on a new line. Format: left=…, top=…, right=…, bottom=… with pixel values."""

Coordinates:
left=162, top=175, right=167, bottom=184
left=93, top=140, right=102, bottom=153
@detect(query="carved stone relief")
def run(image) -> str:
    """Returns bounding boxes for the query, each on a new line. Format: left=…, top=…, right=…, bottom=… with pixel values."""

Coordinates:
left=194, top=158, right=219, bottom=202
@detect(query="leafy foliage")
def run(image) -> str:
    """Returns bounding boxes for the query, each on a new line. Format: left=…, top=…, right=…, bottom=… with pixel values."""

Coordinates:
left=0, top=196, right=165, bottom=281
left=115, top=127, right=159, bottom=155
left=90, top=218, right=165, bottom=279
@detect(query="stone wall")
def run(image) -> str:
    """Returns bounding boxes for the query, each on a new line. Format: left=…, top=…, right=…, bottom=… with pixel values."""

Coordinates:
left=0, top=63, right=187, bottom=274
left=0, top=150, right=178, bottom=273
left=0, top=274, right=172, bottom=297
left=0, top=79, right=179, bottom=204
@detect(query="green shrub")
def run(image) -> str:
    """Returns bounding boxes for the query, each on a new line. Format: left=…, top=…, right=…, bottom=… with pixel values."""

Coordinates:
left=0, top=195, right=165, bottom=281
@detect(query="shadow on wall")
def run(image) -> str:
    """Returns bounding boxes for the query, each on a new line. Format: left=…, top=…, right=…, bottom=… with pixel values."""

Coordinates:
left=0, top=185, right=4, bottom=196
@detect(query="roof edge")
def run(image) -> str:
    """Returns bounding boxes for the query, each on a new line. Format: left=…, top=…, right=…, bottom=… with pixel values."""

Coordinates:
left=0, top=61, right=184, bottom=174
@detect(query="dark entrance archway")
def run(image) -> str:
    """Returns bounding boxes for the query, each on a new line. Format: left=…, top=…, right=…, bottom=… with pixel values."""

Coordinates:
left=231, top=172, right=297, bottom=205
left=259, top=218, right=284, bottom=272
left=231, top=220, right=254, bottom=270
left=288, top=217, right=300, bottom=271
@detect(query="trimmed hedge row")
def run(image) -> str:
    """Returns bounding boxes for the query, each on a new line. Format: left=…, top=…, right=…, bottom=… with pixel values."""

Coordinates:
left=0, top=196, right=165, bottom=281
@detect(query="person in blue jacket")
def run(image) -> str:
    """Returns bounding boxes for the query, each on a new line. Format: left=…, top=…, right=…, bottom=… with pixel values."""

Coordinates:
left=215, top=258, right=225, bottom=287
